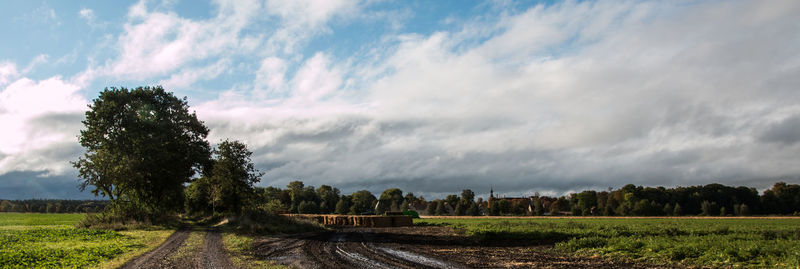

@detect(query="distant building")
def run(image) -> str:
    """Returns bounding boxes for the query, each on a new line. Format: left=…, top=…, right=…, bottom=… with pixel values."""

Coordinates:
left=487, top=187, right=534, bottom=214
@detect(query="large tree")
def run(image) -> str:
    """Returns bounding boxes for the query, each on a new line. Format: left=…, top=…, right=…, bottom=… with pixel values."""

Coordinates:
left=206, top=140, right=263, bottom=214
left=73, top=86, right=210, bottom=217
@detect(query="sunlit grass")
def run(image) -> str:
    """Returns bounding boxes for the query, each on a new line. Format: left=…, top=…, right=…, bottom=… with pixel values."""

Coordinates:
left=0, top=213, right=173, bottom=269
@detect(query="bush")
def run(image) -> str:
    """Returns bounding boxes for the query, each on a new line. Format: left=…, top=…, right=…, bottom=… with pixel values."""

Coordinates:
left=402, top=211, right=420, bottom=218
left=231, top=208, right=325, bottom=234
left=77, top=203, right=179, bottom=230
left=298, top=201, right=319, bottom=214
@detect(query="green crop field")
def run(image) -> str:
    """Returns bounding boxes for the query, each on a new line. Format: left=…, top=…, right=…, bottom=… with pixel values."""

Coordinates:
left=0, top=213, right=172, bottom=269
left=416, top=217, right=800, bottom=268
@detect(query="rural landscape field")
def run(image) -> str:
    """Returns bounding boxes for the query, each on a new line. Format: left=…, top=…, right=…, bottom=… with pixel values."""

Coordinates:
left=2, top=212, right=800, bottom=268
left=3, top=0, right=800, bottom=268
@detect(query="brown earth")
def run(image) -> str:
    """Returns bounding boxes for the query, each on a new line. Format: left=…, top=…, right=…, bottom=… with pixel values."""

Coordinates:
left=120, top=227, right=235, bottom=269
left=253, top=226, right=665, bottom=269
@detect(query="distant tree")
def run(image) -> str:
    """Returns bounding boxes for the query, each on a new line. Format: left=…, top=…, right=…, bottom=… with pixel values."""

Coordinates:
left=576, top=191, right=598, bottom=216
left=400, top=201, right=409, bottom=212
left=466, top=203, right=480, bottom=216
left=435, top=200, right=447, bottom=216
left=298, top=201, right=318, bottom=214
left=287, top=181, right=305, bottom=213
left=533, top=198, right=544, bottom=216
left=206, top=140, right=263, bottom=215
left=73, top=86, right=211, bottom=219
left=701, top=201, right=719, bottom=216
left=720, top=206, right=727, bottom=216
left=673, top=203, right=683, bottom=216
left=512, top=200, right=528, bottom=215
left=739, top=204, right=751, bottom=216
left=349, top=190, right=376, bottom=214
left=454, top=203, right=466, bottom=216
left=316, top=185, right=340, bottom=214
left=335, top=195, right=351, bottom=214
left=426, top=201, right=437, bottom=216
left=445, top=195, right=459, bottom=209
left=663, top=203, right=674, bottom=216
left=461, top=190, right=475, bottom=204
left=261, top=200, right=286, bottom=214
left=377, top=188, right=403, bottom=214
left=495, top=199, right=510, bottom=215
left=0, top=201, right=13, bottom=212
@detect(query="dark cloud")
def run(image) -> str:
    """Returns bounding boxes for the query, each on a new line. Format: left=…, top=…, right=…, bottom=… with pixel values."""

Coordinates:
left=759, top=115, right=800, bottom=145
left=0, top=171, right=98, bottom=200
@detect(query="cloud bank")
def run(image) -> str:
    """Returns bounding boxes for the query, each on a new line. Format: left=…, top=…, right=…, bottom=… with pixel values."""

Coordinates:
left=1, top=0, right=799, bottom=199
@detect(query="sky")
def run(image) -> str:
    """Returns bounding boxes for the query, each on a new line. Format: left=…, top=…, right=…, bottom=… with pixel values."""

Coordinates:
left=0, top=0, right=799, bottom=200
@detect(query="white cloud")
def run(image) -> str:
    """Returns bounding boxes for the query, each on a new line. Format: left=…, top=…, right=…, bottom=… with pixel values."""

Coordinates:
left=254, top=57, right=287, bottom=97
left=0, top=76, right=88, bottom=175
left=193, top=0, right=800, bottom=196
left=0, top=62, right=19, bottom=86
left=79, top=8, right=94, bottom=21
left=106, top=0, right=261, bottom=79
left=289, top=53, right=343, bottom=102
left=264, top=0, right=362, bottom=54
left=159, top=58, right=230, bottom=89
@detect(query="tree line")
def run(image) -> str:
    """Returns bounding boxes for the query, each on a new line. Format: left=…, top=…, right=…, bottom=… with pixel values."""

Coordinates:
left=0, top=199, right=108, bottom=213
left=205, top=180, right=800, bottom=217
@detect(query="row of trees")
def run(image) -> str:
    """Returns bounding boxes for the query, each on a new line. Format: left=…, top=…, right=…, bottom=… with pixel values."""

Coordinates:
left=0, top=200, right=108, bottom=213
left=553, top=182, right=800, bottom=216
left=239, top=181, right=800, bottom=217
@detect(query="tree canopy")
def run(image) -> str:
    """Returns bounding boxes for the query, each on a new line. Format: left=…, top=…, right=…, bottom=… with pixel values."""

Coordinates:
left=73, top=86, right=210, bottom=217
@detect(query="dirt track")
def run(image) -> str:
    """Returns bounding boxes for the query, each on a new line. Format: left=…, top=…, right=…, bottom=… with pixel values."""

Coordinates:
left=254, top=226, right=654, bottom=269
left=121, top=227, right=234, bottom=269
left=121, top=225, right=666, bottom=268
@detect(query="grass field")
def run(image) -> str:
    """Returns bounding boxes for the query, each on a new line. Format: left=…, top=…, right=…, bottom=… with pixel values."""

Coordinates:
left=0, top=213, right=172, bottom=269
left=416, top=217, right=800, bottom=268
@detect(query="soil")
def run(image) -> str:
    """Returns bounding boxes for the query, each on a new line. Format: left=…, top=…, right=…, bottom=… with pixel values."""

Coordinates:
left=120, top=229, right=191, bottom=269
left=253, top=226, right=664, bottom=269
left=120, top=227, right=235, bottom=269
left=196, top=227, right=236, bottom=269
left=122, top=224, right=674, bottom=268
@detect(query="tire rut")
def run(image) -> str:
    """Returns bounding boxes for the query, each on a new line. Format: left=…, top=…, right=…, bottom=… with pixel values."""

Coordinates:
left=195, top=228, right=236, bottom=269
left=120, top=229, right=191, bottom=269
left=121, top=226, right=236, bottom=269
left=257, top=230, right=467, bottom=269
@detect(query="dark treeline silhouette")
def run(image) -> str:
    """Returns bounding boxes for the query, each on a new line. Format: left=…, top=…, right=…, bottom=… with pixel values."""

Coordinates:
left=3, top=182, right=799, bottom=217
left=0, top=199, right=109, bottom=213
left=243, top=181, right=800, bottom=217
left=532, top=182, right=800, bottom=216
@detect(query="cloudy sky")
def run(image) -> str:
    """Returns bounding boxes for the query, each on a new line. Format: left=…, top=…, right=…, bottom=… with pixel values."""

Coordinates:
left=1, top=0, right=799, bottom=200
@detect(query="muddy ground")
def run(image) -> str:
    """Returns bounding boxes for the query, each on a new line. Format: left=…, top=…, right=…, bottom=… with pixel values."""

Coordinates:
left=120, top=227, right=235, bottom=269
left=121, top=224, right=667, bottom=268
left=254, top=226, right=660, bottom=269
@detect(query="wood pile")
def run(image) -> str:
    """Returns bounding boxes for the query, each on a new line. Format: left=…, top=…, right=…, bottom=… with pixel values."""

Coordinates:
left=283, top=214, right=413, bottom=227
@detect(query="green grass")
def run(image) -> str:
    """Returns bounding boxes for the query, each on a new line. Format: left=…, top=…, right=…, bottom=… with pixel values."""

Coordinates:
left=0, top=213, right=173, bottom=269
left=0, top=213, right=86, bottom=227
left=416, top=217, right=800, bottom=268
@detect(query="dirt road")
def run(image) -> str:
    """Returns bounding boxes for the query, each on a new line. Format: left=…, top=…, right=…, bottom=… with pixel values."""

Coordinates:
left=121, top=227, right=235, bottom=269
left=120, top=225, right=660, bottom=268
left=254, top=226, right=651, bottom=269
